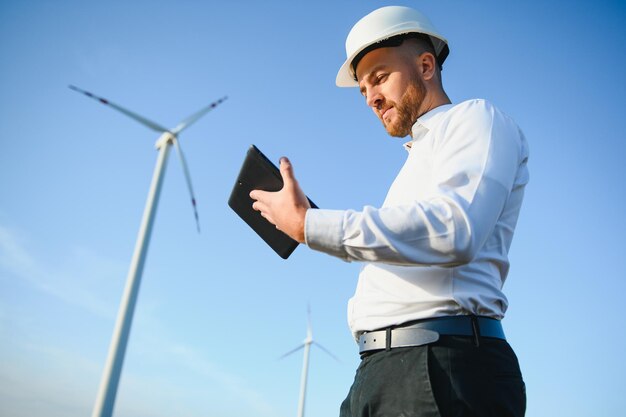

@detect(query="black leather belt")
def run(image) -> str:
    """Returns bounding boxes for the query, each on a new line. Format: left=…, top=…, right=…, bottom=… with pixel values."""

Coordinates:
left=358, top=316, right=506, bottom=354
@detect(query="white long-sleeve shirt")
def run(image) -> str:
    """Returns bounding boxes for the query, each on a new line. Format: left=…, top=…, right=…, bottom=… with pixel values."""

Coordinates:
left=305, top=99, right=529, bottom=337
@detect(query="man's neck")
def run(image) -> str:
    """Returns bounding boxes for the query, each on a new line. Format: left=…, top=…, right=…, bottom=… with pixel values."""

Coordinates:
left=418, top=89, right=451, bottom=119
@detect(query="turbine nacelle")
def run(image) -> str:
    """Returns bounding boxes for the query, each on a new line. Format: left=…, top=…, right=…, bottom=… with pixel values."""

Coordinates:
left=155, top=131, right=176, bottom=149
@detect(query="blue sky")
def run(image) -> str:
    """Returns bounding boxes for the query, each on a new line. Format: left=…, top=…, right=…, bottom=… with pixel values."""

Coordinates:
left=1, top=1, right=625, bottom=416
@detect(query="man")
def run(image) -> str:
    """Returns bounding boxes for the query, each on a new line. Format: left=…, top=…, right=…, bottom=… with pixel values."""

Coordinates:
left=250, top=6, right=528, bottom=417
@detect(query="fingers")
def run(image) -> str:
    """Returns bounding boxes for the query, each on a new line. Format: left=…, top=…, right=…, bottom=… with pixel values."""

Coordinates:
left=251, top=199, right=265, bottom=212
left=279, top=157, right=297, bottom=188
left=250, top=193, right=269, bottom=215
left=248, top=156, right=306, bottom=240
left=250, top=194, right=277, bottom=225
left=249, top=188, right=270, bottom=202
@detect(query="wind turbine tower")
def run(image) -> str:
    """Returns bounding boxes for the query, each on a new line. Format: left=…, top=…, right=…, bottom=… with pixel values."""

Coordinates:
left=280, top=307, right=338, bottom=417
left=69, top=85, right=226, bottom=417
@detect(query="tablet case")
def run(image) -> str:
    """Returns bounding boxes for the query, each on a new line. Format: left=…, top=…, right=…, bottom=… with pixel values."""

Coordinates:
left=228, top=145, right=317, bottom=259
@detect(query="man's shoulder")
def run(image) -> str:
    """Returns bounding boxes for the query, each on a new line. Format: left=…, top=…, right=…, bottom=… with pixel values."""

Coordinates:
left=445, top=99, right=517, bottom=128
left=444, top=100, right=526, bottom=153
left=419, top=99, right=519, bottom=141
left=448, top=98, right=496, bottom=116
left=430, top=99, right=495, bottom=132
left=417, top=99, right=492, bottom=130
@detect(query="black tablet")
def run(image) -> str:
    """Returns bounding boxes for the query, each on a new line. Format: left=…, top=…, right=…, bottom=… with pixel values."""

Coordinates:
left=228, top=145, right=317, bottom=259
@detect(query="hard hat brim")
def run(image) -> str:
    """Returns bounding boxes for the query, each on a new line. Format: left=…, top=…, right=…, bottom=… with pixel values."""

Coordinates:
left=335, top=30, right=448, bottom=88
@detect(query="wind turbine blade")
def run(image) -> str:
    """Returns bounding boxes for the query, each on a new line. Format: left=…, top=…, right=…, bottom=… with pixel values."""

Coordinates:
left=313, top=342, right=341, bottom=363
left=68, top=85, right=169, bottom=133
left=170, top=96, right=228, bottom=135
left=278, top=344, right=305, bottom=360
left=172, top=137, right=200, bottom=233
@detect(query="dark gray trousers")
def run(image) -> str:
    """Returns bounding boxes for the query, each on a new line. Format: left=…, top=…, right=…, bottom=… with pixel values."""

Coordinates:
left=340, top=336, right=526, bottom=417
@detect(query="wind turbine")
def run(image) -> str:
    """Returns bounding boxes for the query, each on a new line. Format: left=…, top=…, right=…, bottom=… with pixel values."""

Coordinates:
left=279, top=306, right=339, bottom=417
left=69, top=85, right=226, bottom=417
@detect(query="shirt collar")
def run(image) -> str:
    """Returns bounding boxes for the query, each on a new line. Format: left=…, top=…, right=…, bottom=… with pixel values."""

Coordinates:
left=403, top=103, right=454, bottom=151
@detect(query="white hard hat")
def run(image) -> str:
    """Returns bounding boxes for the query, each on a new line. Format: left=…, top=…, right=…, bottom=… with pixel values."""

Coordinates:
left=336, top=6, right=449, bottom=87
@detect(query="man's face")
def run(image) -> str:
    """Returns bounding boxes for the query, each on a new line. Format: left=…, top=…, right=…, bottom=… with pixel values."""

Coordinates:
left=356, top=46, right=426, bottom=137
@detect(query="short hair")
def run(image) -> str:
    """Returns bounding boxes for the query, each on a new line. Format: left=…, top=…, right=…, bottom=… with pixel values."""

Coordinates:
left=351, top=33, right=444, bottom=80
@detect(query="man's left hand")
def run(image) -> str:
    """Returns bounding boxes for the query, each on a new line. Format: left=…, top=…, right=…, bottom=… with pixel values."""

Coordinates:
left=249, top=157, right=310, bottom=243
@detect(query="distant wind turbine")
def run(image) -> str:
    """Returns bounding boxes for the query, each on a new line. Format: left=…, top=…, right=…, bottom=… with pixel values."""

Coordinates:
left=280, top=306, right=339, bottom=417
left=69, top=85, right=226, bottom=417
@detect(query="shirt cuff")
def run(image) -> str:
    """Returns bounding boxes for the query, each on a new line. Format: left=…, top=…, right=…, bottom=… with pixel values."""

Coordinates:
left=304, top=208, right=347, bottom=259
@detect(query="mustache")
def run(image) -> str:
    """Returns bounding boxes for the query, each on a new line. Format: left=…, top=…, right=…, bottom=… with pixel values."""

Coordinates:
left=377, top=100, right=396, bottom=120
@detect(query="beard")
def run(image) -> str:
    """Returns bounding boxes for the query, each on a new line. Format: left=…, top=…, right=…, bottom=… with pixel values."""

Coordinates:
left=381, top=76, right=426, bottom=137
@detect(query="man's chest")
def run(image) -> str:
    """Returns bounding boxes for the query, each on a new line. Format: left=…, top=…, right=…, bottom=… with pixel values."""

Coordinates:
left=383, top=138, right=437, bottom=206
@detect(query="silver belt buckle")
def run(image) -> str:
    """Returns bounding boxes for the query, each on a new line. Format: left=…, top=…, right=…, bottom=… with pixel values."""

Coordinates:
left=392, top=328, right=439, bottom=348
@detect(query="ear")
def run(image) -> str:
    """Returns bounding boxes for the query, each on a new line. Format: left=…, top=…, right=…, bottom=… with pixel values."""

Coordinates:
left=417, top=52, right=437, bottom=82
